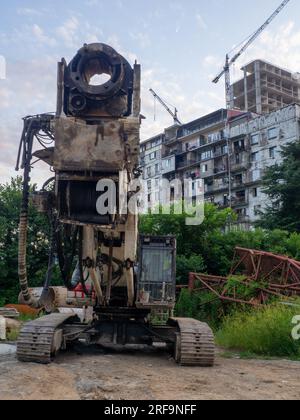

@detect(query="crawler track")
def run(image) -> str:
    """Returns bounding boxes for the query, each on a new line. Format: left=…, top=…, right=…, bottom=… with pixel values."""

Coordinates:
left=17, top=313, right=76, bottom=364
left=173, top=318, right=215, bottom=367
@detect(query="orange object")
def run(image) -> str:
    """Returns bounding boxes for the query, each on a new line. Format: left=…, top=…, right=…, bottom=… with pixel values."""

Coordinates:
left=5, top=304, right=42, bottom=317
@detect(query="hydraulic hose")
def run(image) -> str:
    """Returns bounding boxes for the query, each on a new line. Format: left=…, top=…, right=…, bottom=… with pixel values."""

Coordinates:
left=18, top=121, right=39, bottom=308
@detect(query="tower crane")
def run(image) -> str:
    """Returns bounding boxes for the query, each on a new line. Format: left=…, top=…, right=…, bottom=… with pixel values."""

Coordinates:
left=212, top=0, right=291, bottom=109
left=149, top=88, right=182, bottom=125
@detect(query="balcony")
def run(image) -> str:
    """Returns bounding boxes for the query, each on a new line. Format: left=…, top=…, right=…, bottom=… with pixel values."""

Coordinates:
left=206, top=182, right=228, bottom=194
left=232, top=179, right=244, bottom=189
left=214, top=166, right=227, bottom=175
left=177, top=160, right=198, bottom=170
left=163, top=150, right=178, bottom=159
left=231, top=159, right=250, bottom=172
left=231, top=196, right=248, bottom=207
left=213, top=150, right=228, bottom=158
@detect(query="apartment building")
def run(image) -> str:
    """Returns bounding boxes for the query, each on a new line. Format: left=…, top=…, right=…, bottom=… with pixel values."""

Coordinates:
left=231, top=59, right=300, bottom=115
left=140, top=104, right=300, bottom=227
left=160, top=109, right=246, bottom=212
left=229, top=103, right=300, bottom=222
left=140, top=133, right=164, bottom=205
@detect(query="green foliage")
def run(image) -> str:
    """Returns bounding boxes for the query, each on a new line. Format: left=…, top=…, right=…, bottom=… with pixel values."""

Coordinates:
left=176, top=255, right=205, bottom=285
left=141, top=205, right=300, bottom=278
left=175, top=289, right=225, bottom=330
left=259, top=141, right=300, bottom=232
left=0, top=177, right=50, bottom=304
left=140, top=202, right=236, bottom=257
left=216, top=303, right=300, bottom=358
left=224, top=276, right=268, bottom=300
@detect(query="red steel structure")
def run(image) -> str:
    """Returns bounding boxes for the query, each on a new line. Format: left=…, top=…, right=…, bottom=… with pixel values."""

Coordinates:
left=186, top=248, right=300, bottom=306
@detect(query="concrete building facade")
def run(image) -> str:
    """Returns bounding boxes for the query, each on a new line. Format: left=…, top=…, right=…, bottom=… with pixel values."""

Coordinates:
left=140, top=104, right=300, bottom=227
left=229, top=103, right=300, bottom=223
left=140, top=133, right=164, bottom=206
left=231, top=60, right=300, bottom=115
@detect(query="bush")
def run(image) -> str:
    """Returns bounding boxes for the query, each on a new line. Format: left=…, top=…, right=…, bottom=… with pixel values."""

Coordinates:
left=175, top=289, right=225, bottom=330
left=176, top=255, right=205, bottom=284
left=216, top=303, right=300, bottom=358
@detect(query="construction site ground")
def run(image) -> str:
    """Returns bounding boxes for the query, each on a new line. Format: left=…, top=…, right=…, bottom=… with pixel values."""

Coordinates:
left=0, top=345, right=300, bottom=400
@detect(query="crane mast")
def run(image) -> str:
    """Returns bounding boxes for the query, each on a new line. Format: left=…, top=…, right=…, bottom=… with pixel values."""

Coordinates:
left=149, top=88, right=182, bottom=125
left=212, top=0, right=291, bottom=109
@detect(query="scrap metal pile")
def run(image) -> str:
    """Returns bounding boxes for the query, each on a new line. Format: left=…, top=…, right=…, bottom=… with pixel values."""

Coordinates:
left=187, top=248, right=300, bottom=306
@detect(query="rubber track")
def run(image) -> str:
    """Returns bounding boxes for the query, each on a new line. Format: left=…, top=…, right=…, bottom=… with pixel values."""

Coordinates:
left=17, top=313, right=76, bottom=364
left=173, top=318, right=215, bottom=367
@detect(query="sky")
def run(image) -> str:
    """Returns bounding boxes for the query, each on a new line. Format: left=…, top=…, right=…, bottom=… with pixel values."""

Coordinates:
left=0, top=0, right=300, bottom=184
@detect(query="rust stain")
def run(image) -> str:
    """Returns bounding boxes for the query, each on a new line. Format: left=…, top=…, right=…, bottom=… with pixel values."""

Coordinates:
left=95, top=123, right=104, bottom=146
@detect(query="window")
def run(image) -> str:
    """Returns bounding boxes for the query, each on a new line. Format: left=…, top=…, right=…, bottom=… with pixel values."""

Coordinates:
left=155, top=179, right=159, bottom=188
left=201, top=150, right=212, bottom=160
left=269, top=147, right=277, bottom=159
left=147, top=180, right=152, bottom=191
left=165, top=159, right=171, bottom=169
left=268, top=127, right=278, bottom=140
left=251, top=134, right=260, bottom=145
left=253, top=188, right=258, bottom=198
left=150, top=152, right=156, bottom=161
left=223, top=194, right=229, bottom=206
left=207, top=131, right=222, bottom=143
left=155, top=192, right=159, bottom=201
left=200, top=135, right=206, bottom=146
left=234, top=139, right=245, bottom=152
left=147, top=167, right=152, bottom=177
left=185, top=143, right=189, bottom=151
left=254, top=205, right=262, bottom=216
left=251, top=152, right=259, bottom=162
left=202, top=164, right=208, bottom=173
left=252, top=169, right=260, bottom=181
left=155, top=163, right=160, bottom=174
left=222, top=145, right=228, bottom=155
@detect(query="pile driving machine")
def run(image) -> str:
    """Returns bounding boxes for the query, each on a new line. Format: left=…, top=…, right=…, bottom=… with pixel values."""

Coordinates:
left=15, top=43, right=215, bottom=366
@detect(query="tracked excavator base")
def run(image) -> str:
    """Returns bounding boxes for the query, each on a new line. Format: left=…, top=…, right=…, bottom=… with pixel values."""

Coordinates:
left=172, top=318, right=215, bottom=367
left=17, top=313, right=78, bottom=364
left=17, top=312, right=215, bottom=367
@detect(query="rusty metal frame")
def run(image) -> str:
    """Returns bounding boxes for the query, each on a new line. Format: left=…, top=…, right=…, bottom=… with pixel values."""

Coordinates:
left=182, top=248, right=300, bottom=306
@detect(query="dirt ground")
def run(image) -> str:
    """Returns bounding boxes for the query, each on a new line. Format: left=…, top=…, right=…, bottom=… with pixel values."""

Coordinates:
left=0, top=346, right=300, bottom=401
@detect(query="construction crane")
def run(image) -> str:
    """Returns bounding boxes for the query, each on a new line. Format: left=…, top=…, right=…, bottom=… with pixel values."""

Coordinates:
left=212, top=0, right=291, bottom=109
left=149, top=88, right=182, bottom=125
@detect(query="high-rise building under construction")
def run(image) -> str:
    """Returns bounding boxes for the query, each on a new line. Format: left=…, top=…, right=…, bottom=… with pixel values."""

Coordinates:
left=230, top=59, right=300, bottom=114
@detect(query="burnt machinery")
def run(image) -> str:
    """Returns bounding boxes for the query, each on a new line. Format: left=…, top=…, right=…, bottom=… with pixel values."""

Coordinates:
left=15, top=43, right=215, bottom=366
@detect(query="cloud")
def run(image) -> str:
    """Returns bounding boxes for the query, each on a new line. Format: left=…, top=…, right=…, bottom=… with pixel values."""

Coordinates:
left=203, top=55, right=223, bottom=69
left=2, top=13, right=300, bottom=185
left=32, top=24, right=57, bottom=47
left=196, top=14, right=207, bottom=31
left=229, top=21, right=300, bottom=81
left=130, top=32, right=151, bottom=49
left=17, top=8, right=43, bottom=17
left=56, top=17, right=80, bottom=49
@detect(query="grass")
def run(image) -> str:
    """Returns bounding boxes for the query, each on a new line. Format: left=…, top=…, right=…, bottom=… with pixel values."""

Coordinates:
left=216, top=303, right=300, bottom=359
left=5, top=313, right=39, bottom=342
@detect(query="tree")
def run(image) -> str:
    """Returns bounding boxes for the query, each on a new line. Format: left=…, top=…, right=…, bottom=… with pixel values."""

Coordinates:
left=140, top=202, right=235, bottom=257
left=259, top=141, right=300, bottom=232
left=0, top=177, right=50, bottom=305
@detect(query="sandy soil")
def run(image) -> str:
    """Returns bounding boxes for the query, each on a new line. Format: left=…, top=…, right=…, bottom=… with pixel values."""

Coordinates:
left=0, top=347, right=300, bottom=400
